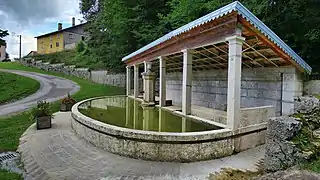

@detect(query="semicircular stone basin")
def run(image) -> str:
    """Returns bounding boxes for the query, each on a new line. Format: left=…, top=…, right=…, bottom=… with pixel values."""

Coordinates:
left=71, top=96, right=235, bottom=162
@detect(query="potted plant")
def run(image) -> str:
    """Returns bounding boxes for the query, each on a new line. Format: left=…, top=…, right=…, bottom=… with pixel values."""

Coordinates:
left=31, top=100, right=53, bottom=130
left=60, top=93, right=76, bottom=112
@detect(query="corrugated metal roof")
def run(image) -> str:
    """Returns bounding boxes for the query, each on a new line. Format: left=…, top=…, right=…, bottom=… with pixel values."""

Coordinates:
left=122, top=1, right=311, bottom=73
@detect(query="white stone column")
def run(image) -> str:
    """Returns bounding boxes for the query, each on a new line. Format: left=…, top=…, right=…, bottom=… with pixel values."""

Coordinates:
left=133, top=64, right=139, bottom=98
left=143, top=61, right=152, bottom=97
left=159, top=57, right=166, bottom=107
left=182, top=49, right=193, bottom=115
left=126, top=66, right=131, bottom=96
left=226, top=35, right=245, bottom=130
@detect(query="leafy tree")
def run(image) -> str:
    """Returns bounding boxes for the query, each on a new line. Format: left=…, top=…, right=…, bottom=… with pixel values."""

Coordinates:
left=5, top=52, right=9, bottom=59
left=79, top=0, right=320, bottom=72
left=0, top=29, right=9, bottom=46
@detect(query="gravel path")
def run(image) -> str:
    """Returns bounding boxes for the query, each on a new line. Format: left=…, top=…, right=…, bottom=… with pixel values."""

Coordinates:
left=0, top=69, right=80, bottom=117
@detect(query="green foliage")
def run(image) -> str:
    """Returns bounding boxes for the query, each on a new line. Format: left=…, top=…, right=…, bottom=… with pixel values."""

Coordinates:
left=291, top=107, right=320, bottom=162
left=31, top=100, right=53, bottom=118
left=76, top=41, right=86, bottom=53
left=0, top=71, right=40, bottom=105
left=0, top=29, right=9, bottom=46
left=0, top=169, right=23, bottom=180
left=77, top=0, right=320, bottom=73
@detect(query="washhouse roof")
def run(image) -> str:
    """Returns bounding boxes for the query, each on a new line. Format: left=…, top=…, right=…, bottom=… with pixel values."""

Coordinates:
left=122, top=1, right=311, bottom=74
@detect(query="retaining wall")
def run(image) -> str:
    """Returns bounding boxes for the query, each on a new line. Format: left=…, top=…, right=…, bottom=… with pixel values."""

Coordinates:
left=20, top=59, right=126, bottom=87
left=304, top=80, right=320, bottom=96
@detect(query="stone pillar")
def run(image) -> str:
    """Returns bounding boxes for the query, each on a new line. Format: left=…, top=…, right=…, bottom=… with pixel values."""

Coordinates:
left=133, top=64, right=139, bottom=98
left=159, top=57, right=166, bottom=107
left=125, top=97, right=131, bottom=127
left=142, top=69, right=156, bottom=106
left=226, top=35, right=245, bottom=130
left=126, top=66, right=131, bottom=96
left=143, top=61, right=152, bottom=97
left=182, top=49, right=193, bottom=115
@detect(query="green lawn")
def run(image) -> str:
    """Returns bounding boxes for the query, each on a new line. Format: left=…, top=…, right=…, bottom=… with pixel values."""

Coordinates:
left=0, top=71, right=40, bottom=105
left=0, top=169, right=23, bottom=180
left=0, top=62, right=125, bottom=179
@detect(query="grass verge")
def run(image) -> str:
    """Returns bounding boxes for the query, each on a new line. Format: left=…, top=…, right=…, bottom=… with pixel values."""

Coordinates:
left=0, top=71, right=40, bottom=105
left=0, top=62, right=125, bottom=179
left=0, top=169, right=23, bottom=180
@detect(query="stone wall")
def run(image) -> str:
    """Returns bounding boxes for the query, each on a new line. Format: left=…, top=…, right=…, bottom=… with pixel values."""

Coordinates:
left=304, top=80, right=320, bottom=96
left=91, top=71, right=126, bottom=88
left=20, top=59, right=126, bottom=87
left=264, top=116, right=302, bottom=172
left=166, top=67, right=303, bottom=116
left=264, top=96, right=320, bottom=172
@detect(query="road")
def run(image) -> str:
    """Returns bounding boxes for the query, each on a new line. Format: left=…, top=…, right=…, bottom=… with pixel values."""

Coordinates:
left=0, top=69, right=80, bottom=117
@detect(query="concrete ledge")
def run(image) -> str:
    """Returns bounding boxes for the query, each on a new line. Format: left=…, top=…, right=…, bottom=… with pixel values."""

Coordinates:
left=71, top=96, right=271, bottom=162
left=71, top=96, right=236, bottom=162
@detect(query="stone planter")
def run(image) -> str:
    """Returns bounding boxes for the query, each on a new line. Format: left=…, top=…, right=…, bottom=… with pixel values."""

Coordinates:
left=60, top=103, right=74, bottom=112
left=36, top=116, right=52, bottom=130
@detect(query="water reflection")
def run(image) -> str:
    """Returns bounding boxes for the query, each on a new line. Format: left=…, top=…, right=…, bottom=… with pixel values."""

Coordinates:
left=78, top=96, right=220, bottom=132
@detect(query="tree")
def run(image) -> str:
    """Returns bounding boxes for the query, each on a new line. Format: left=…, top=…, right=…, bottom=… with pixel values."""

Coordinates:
left=79, top=0, right=320, bottom=72
left=0, top=29, right=9, bottom=46
left=5, top=52, right=9, bottom=59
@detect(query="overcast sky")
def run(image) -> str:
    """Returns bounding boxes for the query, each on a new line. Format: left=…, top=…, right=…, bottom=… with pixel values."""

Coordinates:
left=0, top=0, right=83, bottom=58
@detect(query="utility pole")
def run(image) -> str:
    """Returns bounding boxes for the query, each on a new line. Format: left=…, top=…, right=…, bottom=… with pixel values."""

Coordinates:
left=19, top=35, right=21, bottom=60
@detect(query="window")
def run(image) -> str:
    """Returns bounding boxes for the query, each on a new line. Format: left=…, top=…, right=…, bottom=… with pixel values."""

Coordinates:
left=50, top=44, right=52, bottom=48
left=50, top=36, right=52, bottom=41
left=57, top=34, right=60, bottom=39
left=56, top=42, right=59, bottom=47
left=69, top=33, right=73, bottom=39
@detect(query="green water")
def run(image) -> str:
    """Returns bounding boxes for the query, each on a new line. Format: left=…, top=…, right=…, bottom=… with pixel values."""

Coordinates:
left=78, top=96, right=221, bottom=132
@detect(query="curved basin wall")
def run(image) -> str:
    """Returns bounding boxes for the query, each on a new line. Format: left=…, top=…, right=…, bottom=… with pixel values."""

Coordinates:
left=71, top=97, right=236, bottom=162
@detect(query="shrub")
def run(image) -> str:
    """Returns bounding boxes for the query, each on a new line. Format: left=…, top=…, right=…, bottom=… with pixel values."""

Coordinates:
left=61, top=93, right=76, bottom=104
left=31, top=100, right=53, bottom=118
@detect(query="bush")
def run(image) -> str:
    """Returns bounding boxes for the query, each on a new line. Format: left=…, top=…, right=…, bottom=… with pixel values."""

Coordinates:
left=2, top=59, right=11, bottom=62
left=76, top=41, right=85, bottom=53
left=31, top=100, right=53, bottom=118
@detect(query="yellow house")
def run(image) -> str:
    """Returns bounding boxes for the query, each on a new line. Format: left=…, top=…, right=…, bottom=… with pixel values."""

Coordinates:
left=35, top=18, right=87, bottom=54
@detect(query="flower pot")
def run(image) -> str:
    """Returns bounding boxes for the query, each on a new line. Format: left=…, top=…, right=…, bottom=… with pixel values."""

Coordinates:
left=36, top=116, right=52, bottom=130
left=60, top=103, right=74, bottom=112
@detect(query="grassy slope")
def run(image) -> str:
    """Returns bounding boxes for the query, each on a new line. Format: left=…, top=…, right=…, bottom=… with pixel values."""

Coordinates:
left=0, top=71, right=40, bottom=105
left=0, top=62, right=124, bottom=179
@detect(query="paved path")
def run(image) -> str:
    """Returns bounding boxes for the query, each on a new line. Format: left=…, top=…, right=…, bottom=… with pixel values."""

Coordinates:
left=0, top=69, right=80, bottom=117
left=18, top=112, right=265, bottom=180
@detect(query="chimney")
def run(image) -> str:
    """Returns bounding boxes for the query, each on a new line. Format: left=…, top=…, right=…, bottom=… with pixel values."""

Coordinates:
left=72, top=17, right=75, bottom=27
left=58, top=23, right=62, bottom=30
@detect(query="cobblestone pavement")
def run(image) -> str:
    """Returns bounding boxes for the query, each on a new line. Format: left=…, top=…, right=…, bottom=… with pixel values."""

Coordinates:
left=0, top=69, right=79, bottom=117
left=18, top=112, right=265, bottom=180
